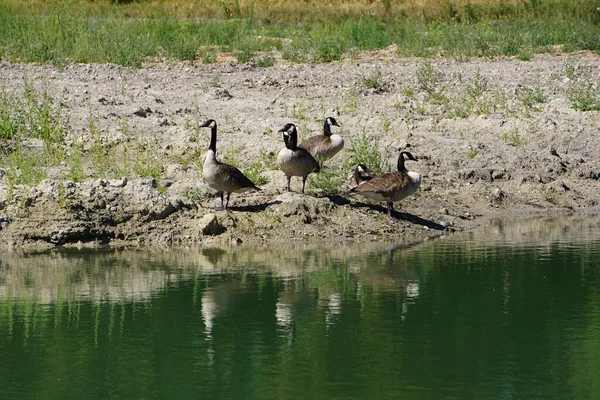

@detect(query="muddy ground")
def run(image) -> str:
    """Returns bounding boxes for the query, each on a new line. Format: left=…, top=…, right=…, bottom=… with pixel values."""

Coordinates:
left=1, top=51, right=599, bottom=249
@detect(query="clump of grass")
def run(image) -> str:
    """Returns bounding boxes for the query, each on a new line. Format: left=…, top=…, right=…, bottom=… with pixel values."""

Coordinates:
left=466, top=72, right=488, bottom=98
left=348, top=133, right=386, bottom=175
left=134, top=149, right=162, bottom=179
left=244, top=161, right=269, bottom=186
left=503, top=129, right=525, bottom=146
left=519, top=85, right=547, bottom=109
left=68, top=145, right=86, bottom=182
left=254, top=55, right=275, bottom=68
left=567, top=81, right=600, bottom=111
left=183, top=187, right=204, bottom=204
left=308, top=168, right=346, bottom=194
left=416, top=61, right=443, bottom=95
left=360, top=67, right=384, bottom=91
left=454, top=95, right=474, bottom=118
left=466, top=148, right=478, bottom=159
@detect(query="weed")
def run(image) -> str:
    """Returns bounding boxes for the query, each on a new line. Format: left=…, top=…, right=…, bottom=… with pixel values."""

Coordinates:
left=308, top=168, right=346, bottom=194
left=466, top=72, right=488, bottom=98
left=183, top=187, right=204, bottom=204
left=416, top=61, right=443, bottom=95
left=519, top=85, right=547, bottom=109
left=360, top=67, right=384, bottom=90
left=201, top=49, right=217, bottom=64
left=475, top=95, right=493, bottom=116
left=348, top=133, right=386, bottom=175
left=134, top=149, right=162, bottom=179
left=503, top=129, right=525, bottom=146
left=454, top=96, right=474, bottom=118
left=243, top=161, right=269, bottom=186
left=343, top=88, right=359, bottom=116
left=567, top=81, right=600, bottom=111
left=403, top=86, right=415, bottom=98
left=466, top=148, right=478, bottom=159
left=254, top=55, right=275, bottom=68
left=382, top=115, right=392, bottom=133
left=68, top=145, right=86, bottom=182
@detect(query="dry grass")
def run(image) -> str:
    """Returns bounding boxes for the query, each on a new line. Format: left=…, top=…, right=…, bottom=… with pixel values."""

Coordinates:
left=1, top=0, right=546, bottom=22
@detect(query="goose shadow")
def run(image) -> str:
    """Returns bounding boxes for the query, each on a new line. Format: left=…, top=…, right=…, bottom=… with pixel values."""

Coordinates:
left=228, top=200, right=282, bottom=213
left=349, top=200, right=452, bottom=231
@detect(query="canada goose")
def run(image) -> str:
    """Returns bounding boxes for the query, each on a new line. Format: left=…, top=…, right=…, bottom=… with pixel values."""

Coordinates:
left=347, top=163, right=374, bottom=190
left=350, top=151, right=421, bottom=221
left=299, top=117, right=344, bottom=164
left=277, top=123, right=320, bottom=193
left=200, top=119, right=260, bottom=210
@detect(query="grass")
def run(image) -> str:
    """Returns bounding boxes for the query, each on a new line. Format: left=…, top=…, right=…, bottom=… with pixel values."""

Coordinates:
left=0, top=0, right=599, bottom=66
left=567, top=81, right=600, bottom=111
left=348, top=133, right=388, bottom=176
left=308, top=168, right=347, bottom=194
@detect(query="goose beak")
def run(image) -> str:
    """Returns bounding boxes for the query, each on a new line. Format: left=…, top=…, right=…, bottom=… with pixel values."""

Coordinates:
left=200, top=120, right=211, bottom=128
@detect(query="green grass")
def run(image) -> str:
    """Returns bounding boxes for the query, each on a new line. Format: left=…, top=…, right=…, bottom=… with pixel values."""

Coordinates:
left=348, top=133, right=387, bottom=176
left=0, top=1, right=599, bottom=66
left=308, top=168, right=347, bottom=194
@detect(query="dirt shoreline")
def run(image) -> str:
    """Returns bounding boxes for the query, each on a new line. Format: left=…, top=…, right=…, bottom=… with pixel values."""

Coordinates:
left=1, top=52, right=599, bottom=249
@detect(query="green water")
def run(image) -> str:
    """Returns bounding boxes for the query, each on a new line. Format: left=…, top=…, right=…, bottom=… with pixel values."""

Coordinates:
left=1, top=216, right=600, bottom=399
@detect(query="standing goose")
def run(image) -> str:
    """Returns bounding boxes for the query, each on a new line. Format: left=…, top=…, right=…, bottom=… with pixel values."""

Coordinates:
left=277, top=123, right=320, bottom=193
left=299, top=117, right=344, bottom=165
left=200, top=119, right=260, bottom=210
left=347, top=163, right=374, bottom=190
left=350, top=151, right=421, bottom=221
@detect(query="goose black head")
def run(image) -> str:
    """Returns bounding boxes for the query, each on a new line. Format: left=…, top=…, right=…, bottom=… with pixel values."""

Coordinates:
left=402, top=151, right=418, bottom=162
left=323, top=117, right=340, bottom=136
left=326, top=117, right=340, bottom=127
left=356, top=164, right=369, bottom=173
left=200, top=119, right=217, bottom=128
left=278, top=123, right=296, bottom=133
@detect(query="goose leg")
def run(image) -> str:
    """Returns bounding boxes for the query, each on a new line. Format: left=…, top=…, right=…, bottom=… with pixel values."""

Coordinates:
left=286, top=176, right=291, bottom=192
left=301, top=177, right=307, bottom=194
left=225, top=192, right=231, bottom=210
left=215, top=192, right=225, bottom=211
left=387, top=201, right=401, bottom=222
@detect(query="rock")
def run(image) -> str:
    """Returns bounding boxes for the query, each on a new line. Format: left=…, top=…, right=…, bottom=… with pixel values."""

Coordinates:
left=0, top=215, right=12, bottom=230
left=133, top=107, right=151, bottom=117
left=213, top=89, right=233, bottom=100
left=440, top=208, right=449, bottom=215
left=491, top=187, right=505, bottom=203
left=199, top=213, right=224, bottom=235
left=109, top=177, right=128, bottom=188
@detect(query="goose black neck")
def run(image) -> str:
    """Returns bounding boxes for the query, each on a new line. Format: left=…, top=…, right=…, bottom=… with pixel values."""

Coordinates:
left=289, top=127, right=298, bottom=150
left=323, top=119, right=332, bottom=137
left=354, top=167, right=362, bottom=183
left=397, top=152, right=407, bottom=172
left=209, top=124, right=217, bottom=152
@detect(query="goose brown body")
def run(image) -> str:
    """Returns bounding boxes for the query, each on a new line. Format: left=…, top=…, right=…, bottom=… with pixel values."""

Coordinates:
left=351, top=151, right=421, bottom=220
left=299, top=117, right=344, bottom=163
left=200, top=119, right=260, bottom=209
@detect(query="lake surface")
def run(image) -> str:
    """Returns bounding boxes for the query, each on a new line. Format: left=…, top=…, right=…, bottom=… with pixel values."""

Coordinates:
left=1, top=216, right=600, bottom=399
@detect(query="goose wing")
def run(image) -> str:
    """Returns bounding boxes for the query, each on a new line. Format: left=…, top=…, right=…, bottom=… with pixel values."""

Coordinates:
left=351, top=172, right=409, bottom=196
left=295, top=147, right=320, bottom=173
left=217, top=162, right=261, bottom=190
left=299, top=135, right=328, bottom=154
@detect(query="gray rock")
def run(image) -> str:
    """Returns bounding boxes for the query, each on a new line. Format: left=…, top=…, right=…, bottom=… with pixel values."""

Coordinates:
left=109, top=177, right=128, bottom=188
left=199, top=213, right=224, bottom=235
left=0, top=215, right=12, bottom=230
left=491, top=187, right=505, bottom=203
